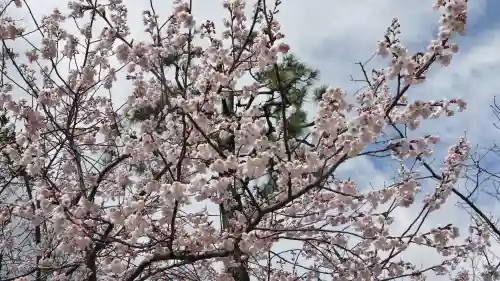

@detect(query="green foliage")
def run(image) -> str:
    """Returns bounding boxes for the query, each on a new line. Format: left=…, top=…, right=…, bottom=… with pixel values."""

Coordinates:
left=130, top=96, right=169, bottom=123
left=162, top=54, right=179, bottom=67
left=287, top=109, right=307, bottom=138
left=255, top=54, right=320, bottom=138
left=125, top=54, right=324, bottom=200
left=129, top=54, right=323, bottom=139
left=313, top=85, right=329, bottom=102
left=0, top=110, right=14, bottom=145
left=257, top=54, right=319, bottom=90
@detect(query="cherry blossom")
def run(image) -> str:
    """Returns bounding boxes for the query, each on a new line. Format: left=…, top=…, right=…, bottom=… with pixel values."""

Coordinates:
left=0, top=0, right=493, bottom=281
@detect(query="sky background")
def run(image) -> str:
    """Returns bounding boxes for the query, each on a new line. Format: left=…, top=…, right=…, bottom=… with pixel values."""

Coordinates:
left=7, top=0, right=500, bottom=279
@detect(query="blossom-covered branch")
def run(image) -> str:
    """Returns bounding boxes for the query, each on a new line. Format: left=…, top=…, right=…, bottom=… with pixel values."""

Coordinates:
left=0, top=0, right=487, bottom=281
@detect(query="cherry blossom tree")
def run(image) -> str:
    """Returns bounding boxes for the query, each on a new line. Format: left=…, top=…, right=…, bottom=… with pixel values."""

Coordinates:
left=443, top=100, right=500, bottom=281
left=0, top=0, right=486, bottom=281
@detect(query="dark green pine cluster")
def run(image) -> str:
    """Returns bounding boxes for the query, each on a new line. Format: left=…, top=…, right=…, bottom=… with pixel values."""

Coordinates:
left=125, top=54, right=328, bottom=202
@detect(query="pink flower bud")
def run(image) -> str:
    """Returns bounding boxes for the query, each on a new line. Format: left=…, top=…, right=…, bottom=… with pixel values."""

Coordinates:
left=277, top=43, right=290, bottom=53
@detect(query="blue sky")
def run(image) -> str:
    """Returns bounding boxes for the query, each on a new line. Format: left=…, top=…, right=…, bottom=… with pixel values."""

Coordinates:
left=10, top=0, right=500, bottom=278
left=468, top=0, right=500, bottom=34
left=273, top=0, right=500, bottom=276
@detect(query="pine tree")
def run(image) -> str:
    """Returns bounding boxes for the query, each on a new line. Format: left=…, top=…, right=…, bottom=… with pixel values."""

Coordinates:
left=126, top=53, right=325, bottom=281
left=255, top=54, right=318, bottom=138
